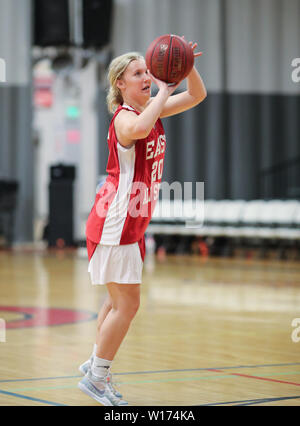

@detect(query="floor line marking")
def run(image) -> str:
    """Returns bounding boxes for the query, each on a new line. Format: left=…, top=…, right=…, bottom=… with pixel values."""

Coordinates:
left=0, top=389, right=68, bottom=406
left=0, top=362, right=300, bottom=384
left=0, top=375, right=81, bottom=384
left=199, top=395, right=300, bottom=406
left=4, top=371, right=300, bottom=392
left=232, top=372, right=300, bottom=387
left=235, top=396, right=300, bottom=406
left=3, top=374, right=237, bottom=392
left=210, top=368, right=300, bottom=387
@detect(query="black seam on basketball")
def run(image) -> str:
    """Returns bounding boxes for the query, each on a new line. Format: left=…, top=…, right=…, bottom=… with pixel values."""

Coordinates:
left=167, top=35, right=173, bottom=83
left=177, top=37, right=188, bottom=79
left=150, top=42, right=156, bottom=77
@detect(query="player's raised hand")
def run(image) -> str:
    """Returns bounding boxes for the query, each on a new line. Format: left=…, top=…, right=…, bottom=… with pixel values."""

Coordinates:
left=148, top=71, right=182, bottom=96
left=182, top=36, right=203, bottom=58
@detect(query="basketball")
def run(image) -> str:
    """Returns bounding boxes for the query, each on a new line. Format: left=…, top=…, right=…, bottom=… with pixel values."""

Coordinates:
left=145, top=34, right=194, bottom=84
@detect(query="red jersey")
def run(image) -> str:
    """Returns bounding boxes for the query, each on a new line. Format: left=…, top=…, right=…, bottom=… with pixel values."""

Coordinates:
left=86, top=103, right=166, bottom=261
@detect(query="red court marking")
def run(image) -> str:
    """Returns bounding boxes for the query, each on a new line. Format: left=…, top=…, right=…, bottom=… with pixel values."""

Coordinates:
left=208, top=368, right=300, bottom=387
left=0, top=306, right=96, bottom=329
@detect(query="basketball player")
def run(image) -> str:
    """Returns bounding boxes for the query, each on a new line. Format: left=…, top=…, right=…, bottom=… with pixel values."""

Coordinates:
left=78, top=38, right=206, bottom=406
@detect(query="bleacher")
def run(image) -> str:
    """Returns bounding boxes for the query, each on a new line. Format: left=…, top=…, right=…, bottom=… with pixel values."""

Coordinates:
left=148, top=199, right=300, bottom=240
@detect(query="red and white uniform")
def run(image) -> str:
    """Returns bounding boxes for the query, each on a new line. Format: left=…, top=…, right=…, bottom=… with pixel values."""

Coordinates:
left=86, top=103, right=166, bottom=263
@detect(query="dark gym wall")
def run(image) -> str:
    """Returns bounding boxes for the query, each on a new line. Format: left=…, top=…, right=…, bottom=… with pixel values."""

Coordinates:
left=0, top=0, right=33, bottom=243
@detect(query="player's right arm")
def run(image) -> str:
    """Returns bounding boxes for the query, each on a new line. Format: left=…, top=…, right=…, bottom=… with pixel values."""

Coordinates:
left=115, top=81, right=179, bottom=147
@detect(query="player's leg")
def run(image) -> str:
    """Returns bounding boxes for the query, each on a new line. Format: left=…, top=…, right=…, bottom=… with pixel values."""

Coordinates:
left=79, top=293, right=124, bottom=399
left=96, top=294, right=113, bottom=343
left=78, top=282, right=140, bottom=405
left=79, top=294, right=113, bottom=375
left=95, top=282, right=140, bottom=360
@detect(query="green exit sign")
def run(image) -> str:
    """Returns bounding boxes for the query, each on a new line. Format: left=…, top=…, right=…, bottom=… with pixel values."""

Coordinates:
left=66, top=105, right=80, bottom=119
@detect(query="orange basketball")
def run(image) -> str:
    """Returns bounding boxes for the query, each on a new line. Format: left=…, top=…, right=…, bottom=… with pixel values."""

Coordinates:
left=145, top=34, right=194, bottom=84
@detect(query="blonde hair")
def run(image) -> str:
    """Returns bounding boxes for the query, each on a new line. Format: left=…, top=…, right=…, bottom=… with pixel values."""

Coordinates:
left=106, top=52, right=144, bottom=114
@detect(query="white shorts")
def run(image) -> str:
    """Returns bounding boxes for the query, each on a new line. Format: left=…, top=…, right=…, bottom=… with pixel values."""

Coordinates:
left=88, top=242, right=143, bottom=285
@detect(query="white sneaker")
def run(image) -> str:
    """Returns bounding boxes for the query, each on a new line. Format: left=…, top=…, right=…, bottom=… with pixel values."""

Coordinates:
left=79, top=358, right=123, bottom=399
left=78, top=359, right=91, bottom=376
left=78, top=370, right=128, bottom=406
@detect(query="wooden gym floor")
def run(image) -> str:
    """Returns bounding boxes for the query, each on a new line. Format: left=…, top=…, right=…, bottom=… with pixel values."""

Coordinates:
left=0, top=247, right=300, bottom=406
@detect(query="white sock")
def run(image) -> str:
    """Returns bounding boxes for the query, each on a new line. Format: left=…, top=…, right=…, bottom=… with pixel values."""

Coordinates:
left=92, top=344, right=98, bottom=359
left=92, top=355, right=112, bottom=379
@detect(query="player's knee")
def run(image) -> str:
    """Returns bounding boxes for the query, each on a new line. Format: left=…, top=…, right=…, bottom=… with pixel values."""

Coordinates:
left=120, top=295, right=140, bottom=320
left=104, top=296, right=113, bottom=311
left=130, top=297, right=140, bottom=317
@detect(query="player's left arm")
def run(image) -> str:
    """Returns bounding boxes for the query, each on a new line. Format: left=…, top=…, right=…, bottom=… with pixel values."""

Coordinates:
left=159, top=39, right=207, bottom=118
